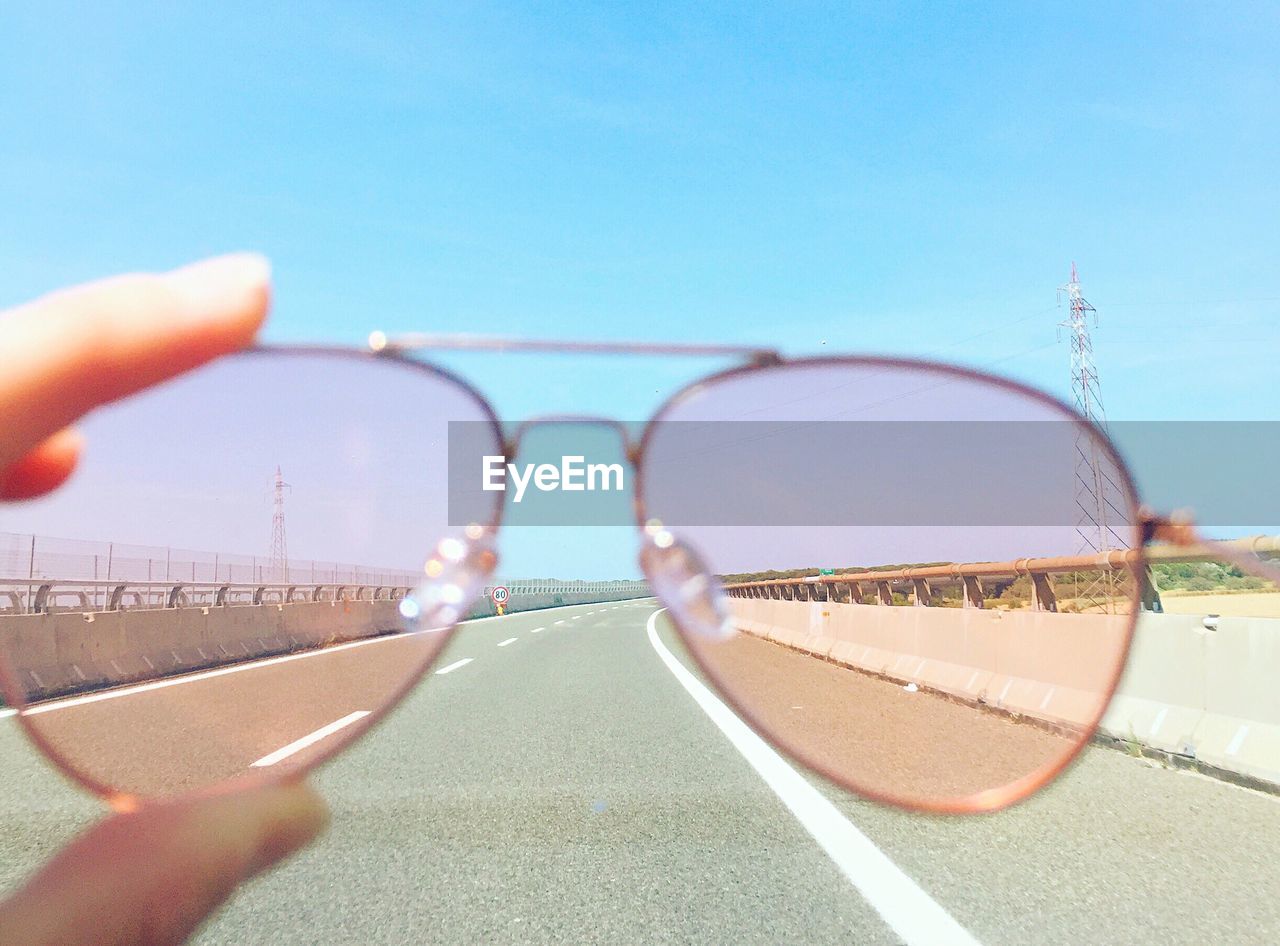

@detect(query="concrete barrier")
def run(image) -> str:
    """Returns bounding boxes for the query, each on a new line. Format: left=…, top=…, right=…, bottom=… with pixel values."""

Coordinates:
left=0, top=586, right=653, bottom=704
left=0, top=600, right=402, bottom=702
left=729, top=598, right=1280, bottom=788
left=1103, top=612, right=1280, bottom=787
left=731, top=597, right=1125, bottom=730
left=1097, top=614, right=1207, bottom=756
left=1197, top=617, right=1280, bottom=784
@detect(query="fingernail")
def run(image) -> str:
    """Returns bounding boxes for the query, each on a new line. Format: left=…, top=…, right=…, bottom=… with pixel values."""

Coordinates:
left=165, top=253, right=271, bottom=321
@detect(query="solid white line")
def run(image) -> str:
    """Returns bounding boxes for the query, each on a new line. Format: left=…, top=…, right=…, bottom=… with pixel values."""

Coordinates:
left=434, top=658, right=473, bottom=675
left=497, top=637, right=518, bottom=647
left=644, top=609, right=981, bottom=946
left=22, top=630, right=436, bottom=717
left=251, top=711, right=370, bottom=767
left=5, top=599, right=634, bottom=727
left=8, top=599, right=623, bottom=720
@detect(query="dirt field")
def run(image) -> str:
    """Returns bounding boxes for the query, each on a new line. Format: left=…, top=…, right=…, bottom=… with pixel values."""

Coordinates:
left=1157, top=590, right=1280, bottom=618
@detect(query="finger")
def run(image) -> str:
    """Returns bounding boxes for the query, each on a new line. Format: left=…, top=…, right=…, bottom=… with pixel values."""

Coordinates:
left=0, top=427, right=83, bottom=501
left=0, top=782, right=328, bottom=946
left=0, top=253, right=271, bottom=470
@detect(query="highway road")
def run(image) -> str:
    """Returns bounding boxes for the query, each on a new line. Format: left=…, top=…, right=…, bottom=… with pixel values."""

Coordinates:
left=0, top=601, right=1277, bottom=944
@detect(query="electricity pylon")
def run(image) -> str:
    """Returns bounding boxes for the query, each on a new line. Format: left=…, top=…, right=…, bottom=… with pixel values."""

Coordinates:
left=268, top=466, right=291, bottom=582
left=1058, top=264, right=1129, bottom=612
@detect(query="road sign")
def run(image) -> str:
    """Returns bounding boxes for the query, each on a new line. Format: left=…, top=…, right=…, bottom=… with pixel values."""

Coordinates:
left=818, top=568, right=835, bottom=575
left=490, top=585, right=510, bottom=606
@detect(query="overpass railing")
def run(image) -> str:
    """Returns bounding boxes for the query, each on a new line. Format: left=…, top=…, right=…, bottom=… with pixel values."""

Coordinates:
left=0, top=577, right=651, bottom=616
left=0, top=579, right=412, bottom=616
left=481, top=579, right=650, bottom=599
left=722, top=535, right=1280, bottom=613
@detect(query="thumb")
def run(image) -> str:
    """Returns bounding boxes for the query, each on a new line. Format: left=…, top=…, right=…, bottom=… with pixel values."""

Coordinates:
left=0, top=782, right=328, bottom=946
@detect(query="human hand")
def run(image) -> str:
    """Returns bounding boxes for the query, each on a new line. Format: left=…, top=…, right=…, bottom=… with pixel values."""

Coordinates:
left=0, top=256, right=330, bottom=945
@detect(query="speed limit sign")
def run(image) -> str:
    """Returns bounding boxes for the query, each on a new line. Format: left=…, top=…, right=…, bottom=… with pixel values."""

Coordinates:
left=490, top=585, right=510, bottom=606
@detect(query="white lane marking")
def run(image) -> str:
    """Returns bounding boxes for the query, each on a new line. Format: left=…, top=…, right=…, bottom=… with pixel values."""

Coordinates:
left=9, top=601, right=605, bottom=719
left=435, top=658, right=473, bottom=675
left=555, top=620, right=567, bottom=626
left=530, top=627, right=545, bottom=634
left=22, top=630, right=438, bottom=717
left=1226, top=724, right=1250, bottom=756
left=644, top=609, right=981, bottom=946
left=497, top=637, right=518, bottom=647
left=251, top=711, right=370, bottom=767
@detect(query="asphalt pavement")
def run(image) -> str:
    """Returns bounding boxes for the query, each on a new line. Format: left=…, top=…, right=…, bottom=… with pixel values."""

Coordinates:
left=0, top=601, right=1276, bottom=944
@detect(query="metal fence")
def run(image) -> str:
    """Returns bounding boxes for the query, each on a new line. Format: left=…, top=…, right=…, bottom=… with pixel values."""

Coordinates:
left=0, top=532, right=418, bottom=587
left=723, top=535, right=1280, bottom=613
left=486, top=579, right=650, bottom=596
left=0, top=578, right=414, bottom=615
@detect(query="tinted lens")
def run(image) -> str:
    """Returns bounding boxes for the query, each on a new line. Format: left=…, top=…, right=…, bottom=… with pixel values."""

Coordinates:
left=0, top=351, right=500, bottom=799
left=640, top=360, right=1140, bottom=812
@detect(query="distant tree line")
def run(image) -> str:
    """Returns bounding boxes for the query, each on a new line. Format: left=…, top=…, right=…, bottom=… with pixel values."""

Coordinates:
left=1150, top=561, right=1265, bottom=593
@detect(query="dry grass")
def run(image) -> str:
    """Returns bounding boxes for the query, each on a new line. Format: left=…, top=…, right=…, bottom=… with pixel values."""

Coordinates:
left=1157, top=591, right=1280, bottom=618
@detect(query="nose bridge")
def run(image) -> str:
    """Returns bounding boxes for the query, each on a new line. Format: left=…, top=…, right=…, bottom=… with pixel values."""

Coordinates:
left=506, top=415, right=640, bottom=464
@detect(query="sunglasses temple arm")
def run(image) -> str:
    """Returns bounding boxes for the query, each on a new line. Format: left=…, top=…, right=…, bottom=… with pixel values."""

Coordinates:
left=1142, top=516, right=1280, bottom=587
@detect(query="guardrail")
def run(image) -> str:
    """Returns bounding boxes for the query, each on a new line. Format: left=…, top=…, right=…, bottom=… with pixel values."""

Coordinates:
left=0, top=577, right=651, bottom=617
left=480, top=579, right=648, bottom=603
left=723, top=536, right=1280, bottom=612
left=0, top=580, right=411, bottom=616
left=0, top=575, right=650, bottom=702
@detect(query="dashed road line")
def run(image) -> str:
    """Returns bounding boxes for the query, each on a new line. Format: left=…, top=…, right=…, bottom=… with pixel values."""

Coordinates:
left=434, top=658, right=474, bottom=675
left=3, top=601, right=620, bottom=722
left=250, top=711, right=370, bottom=767
left=20, top=629, right=438, bottom=716
left=498, top=637, right=518, bottom=647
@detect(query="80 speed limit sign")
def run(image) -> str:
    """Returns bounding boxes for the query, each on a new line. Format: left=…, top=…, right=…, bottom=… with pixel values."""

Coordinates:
left=490, top=585, right=510, bottom=606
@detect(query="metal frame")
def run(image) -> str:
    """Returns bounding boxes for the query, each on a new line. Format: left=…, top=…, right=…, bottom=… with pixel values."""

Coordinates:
left=4, top=332, right=1268, bottom=814
left=632, top=351, right=1145, bottom=813
left=373, top=332, right=779, bottom=361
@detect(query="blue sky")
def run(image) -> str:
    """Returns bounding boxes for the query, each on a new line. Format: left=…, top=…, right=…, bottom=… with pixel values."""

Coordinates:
left=2, top=3, right=1277, bottom=577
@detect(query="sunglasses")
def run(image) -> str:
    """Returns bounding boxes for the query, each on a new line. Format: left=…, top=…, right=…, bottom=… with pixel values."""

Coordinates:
left=1, top=335, right=1275, bottom=812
